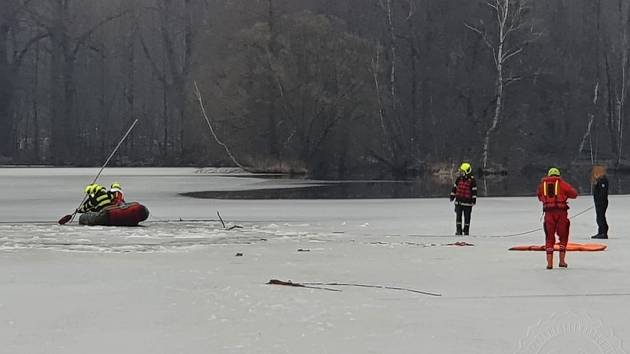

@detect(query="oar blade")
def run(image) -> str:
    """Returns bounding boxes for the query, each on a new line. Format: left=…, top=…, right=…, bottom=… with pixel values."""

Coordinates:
left=58, top=214, right=72, bottom=225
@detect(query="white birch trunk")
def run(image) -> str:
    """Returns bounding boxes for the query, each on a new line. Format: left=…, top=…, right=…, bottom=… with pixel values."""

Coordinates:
left=385, top=0, right=397, bottom=112
left=371, top=46, right=389, bottom=143
left=481, top=0, right=508, bottom=171
left=617, top=5, right=629, bottom=166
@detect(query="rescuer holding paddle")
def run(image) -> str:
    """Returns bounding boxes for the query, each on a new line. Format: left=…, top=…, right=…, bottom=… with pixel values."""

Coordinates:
left=537, top=167, right=578, bottom=269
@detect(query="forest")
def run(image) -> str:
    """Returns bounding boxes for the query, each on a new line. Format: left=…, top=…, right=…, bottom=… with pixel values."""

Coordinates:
left=1, top=0, right=629, bottom=179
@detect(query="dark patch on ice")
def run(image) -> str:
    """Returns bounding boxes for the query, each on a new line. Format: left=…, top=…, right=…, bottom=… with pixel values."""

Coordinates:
left=181, top=181, right=442, bottom=199
left=183, top=170, right=630, bottom=198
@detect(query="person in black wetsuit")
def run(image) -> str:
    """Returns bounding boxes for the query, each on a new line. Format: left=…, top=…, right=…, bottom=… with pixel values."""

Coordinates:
left=591, top=165, right=609, bottom=239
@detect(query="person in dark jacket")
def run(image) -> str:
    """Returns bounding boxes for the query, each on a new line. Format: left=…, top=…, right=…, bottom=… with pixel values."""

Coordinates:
left=78, top=184, right=113, bottom=213
left=450, top=162, right=477, bottom=235
left=591, top=165, right=609, bottom=239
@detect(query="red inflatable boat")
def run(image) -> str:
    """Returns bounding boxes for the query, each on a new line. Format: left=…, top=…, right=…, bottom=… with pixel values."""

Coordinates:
left=79, top=202, right=149, bottom=226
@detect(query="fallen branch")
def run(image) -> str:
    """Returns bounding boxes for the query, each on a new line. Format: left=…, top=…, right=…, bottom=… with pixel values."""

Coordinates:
left=303, top=282, right=441, bottom=297
left=193, top=80, right=246, bottom=169
left=267, top=279, right=342, bottom=292
left=217, top=211, right=225, bottom=228
left=447, top=241, right=474, bottom=246
left=217, top=211, right=243, bottom=230
left=370, top=241, right=474, bottom=247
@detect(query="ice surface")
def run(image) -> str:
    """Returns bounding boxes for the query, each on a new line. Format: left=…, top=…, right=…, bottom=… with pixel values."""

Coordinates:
left=0, top=168, right=628, bottom=353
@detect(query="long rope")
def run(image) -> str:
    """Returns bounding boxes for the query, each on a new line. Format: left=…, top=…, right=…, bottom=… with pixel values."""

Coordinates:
left=450, top=292, right=630, bottom=299
left=406, top=204, right=596, bottom=238
left=484, top=204, right=595, bottom=238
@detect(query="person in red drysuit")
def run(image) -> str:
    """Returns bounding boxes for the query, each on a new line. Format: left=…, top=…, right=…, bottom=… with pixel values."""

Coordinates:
left=537, top=167, right=578, bottom=269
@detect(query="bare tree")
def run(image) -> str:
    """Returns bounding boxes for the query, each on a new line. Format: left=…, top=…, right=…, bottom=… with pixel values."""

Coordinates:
left=265, top=0, right=280, bottom=159
left=403, top=0, right=421, bottom=146
left=193, top=81, right=245, bottom=169
left=575, top=83, right=600, bottom=164
left=369, top=0, right=413, bottom=177
left=25, top=0, right=125, bottom=163
left=465, top=0, right=536, bottom=173
left=0, top=0, right=48, bottom=158
left=139, top=0, right=195, bottom=159
left=234, top=11, right=371, bottom=172
left=613, top=1, right=630, bottom=166
left=599, top=0, right=630, bottom=167
left=4, top=0, right=630, bottom=184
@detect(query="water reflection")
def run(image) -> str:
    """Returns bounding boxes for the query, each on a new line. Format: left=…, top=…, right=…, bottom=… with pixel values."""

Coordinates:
left=182, top=171, right=630, bottom=199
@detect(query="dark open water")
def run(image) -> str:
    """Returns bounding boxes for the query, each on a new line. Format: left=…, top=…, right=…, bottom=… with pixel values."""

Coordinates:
left=184, top=171, right=630, bottom=199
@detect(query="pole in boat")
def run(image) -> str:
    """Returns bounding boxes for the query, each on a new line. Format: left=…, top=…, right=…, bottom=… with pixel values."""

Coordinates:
left=58, top=119, right=139, bottom=225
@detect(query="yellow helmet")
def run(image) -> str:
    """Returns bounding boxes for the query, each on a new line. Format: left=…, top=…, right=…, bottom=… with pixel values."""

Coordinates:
left=548, top=167, right=561, bottom=176
left=459, top=162, right=472, bottom=175
left=111, top=182, right=121, bottom=190
left=84, top=184, right=97, bottom=194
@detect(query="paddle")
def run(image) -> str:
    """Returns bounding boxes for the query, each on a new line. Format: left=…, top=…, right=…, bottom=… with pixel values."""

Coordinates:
left=58, top=213, right=73, bottom=225
left=58, top=119, right=139, bottom=225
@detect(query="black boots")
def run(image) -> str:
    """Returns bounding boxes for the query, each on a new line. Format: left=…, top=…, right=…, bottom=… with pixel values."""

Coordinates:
left=591, top=234, right=608, bottom=239
left=455, top=225, right=469, bottom=236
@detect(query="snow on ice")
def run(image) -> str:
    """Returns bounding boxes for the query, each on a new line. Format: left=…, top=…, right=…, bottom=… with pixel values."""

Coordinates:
left=0, top=168, right=628, bottom=353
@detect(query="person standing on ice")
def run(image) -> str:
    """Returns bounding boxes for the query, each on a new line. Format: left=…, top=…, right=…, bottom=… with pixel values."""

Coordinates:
left=109, top=182, right=126, bottom=206
left=449, top=162, right=477, bottom=235
left=77, top=184, right=114, bottom=213
left=537, top=167, right=578, bottom=269
left=590, top=165, right=609, bottom=239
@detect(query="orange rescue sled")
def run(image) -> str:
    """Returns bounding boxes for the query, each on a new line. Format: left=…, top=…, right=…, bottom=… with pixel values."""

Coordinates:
left=509, top=242, right=607, bottom=252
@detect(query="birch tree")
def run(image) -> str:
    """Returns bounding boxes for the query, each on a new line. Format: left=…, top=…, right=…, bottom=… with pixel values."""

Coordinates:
left=370, top=0, right=408, bottom=177
left=611, top=1, right=630, bottom=166
left=465, top=0, right=535, bottom=172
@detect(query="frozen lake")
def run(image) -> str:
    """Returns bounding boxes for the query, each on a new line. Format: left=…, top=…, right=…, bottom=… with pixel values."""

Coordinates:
left=0, top=167, right=628, bottom=353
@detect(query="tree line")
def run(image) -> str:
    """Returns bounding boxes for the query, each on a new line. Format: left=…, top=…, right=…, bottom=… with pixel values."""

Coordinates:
left=1, top=0, right=629, bottom=179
